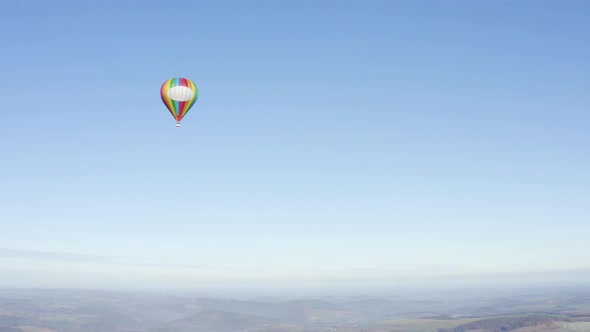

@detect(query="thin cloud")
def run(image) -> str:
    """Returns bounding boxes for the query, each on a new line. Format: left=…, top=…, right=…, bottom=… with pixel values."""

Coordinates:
left=0, top=248, right=209, bottom=270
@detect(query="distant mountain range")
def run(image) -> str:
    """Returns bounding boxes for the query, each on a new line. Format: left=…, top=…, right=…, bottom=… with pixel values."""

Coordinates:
left=0, top=289, right=590, bottom=332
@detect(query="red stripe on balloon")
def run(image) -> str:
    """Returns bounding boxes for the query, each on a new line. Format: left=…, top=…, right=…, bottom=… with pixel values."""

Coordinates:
left=178, top=101, right=186, bottom=119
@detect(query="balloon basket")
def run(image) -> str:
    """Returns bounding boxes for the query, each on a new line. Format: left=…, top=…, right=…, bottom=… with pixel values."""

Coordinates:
left=176, top=123, right=181, bottom=127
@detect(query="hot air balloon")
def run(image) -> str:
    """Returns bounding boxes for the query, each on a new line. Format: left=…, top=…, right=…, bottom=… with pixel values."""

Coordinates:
left=160, top=78, right=198, bottom=127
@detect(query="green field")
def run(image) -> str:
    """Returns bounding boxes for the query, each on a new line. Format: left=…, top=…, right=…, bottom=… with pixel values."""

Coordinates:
left=380, top=318, right=478, bottom=332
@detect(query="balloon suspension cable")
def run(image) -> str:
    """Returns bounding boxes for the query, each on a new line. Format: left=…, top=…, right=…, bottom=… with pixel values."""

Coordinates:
left=176, top=122, right=181, bottom=127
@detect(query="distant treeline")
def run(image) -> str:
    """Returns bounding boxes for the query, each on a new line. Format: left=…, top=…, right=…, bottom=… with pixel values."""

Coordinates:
left=564, top=310, right=590, bottom=318
left=438, top=314, right=560, bottom=332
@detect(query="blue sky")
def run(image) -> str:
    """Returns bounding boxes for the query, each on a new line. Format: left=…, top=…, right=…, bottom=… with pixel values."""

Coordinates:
left=0, top=0, right=589, bottom=293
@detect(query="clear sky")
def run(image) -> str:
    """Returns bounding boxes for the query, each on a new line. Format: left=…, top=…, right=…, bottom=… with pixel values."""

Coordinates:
left=0, top=0, right=589, bottom=294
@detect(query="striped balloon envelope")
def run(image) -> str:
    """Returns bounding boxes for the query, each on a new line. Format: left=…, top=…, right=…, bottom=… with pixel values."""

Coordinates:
left=160, top=78, right=198, bottom=127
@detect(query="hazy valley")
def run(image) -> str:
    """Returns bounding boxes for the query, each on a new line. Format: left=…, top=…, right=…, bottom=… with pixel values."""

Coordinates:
left=1, top=288, right=590, bottom=332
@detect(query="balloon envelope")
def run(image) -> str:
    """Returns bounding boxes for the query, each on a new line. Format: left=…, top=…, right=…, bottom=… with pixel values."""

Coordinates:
left=160, top=78, right=198, bottom=124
